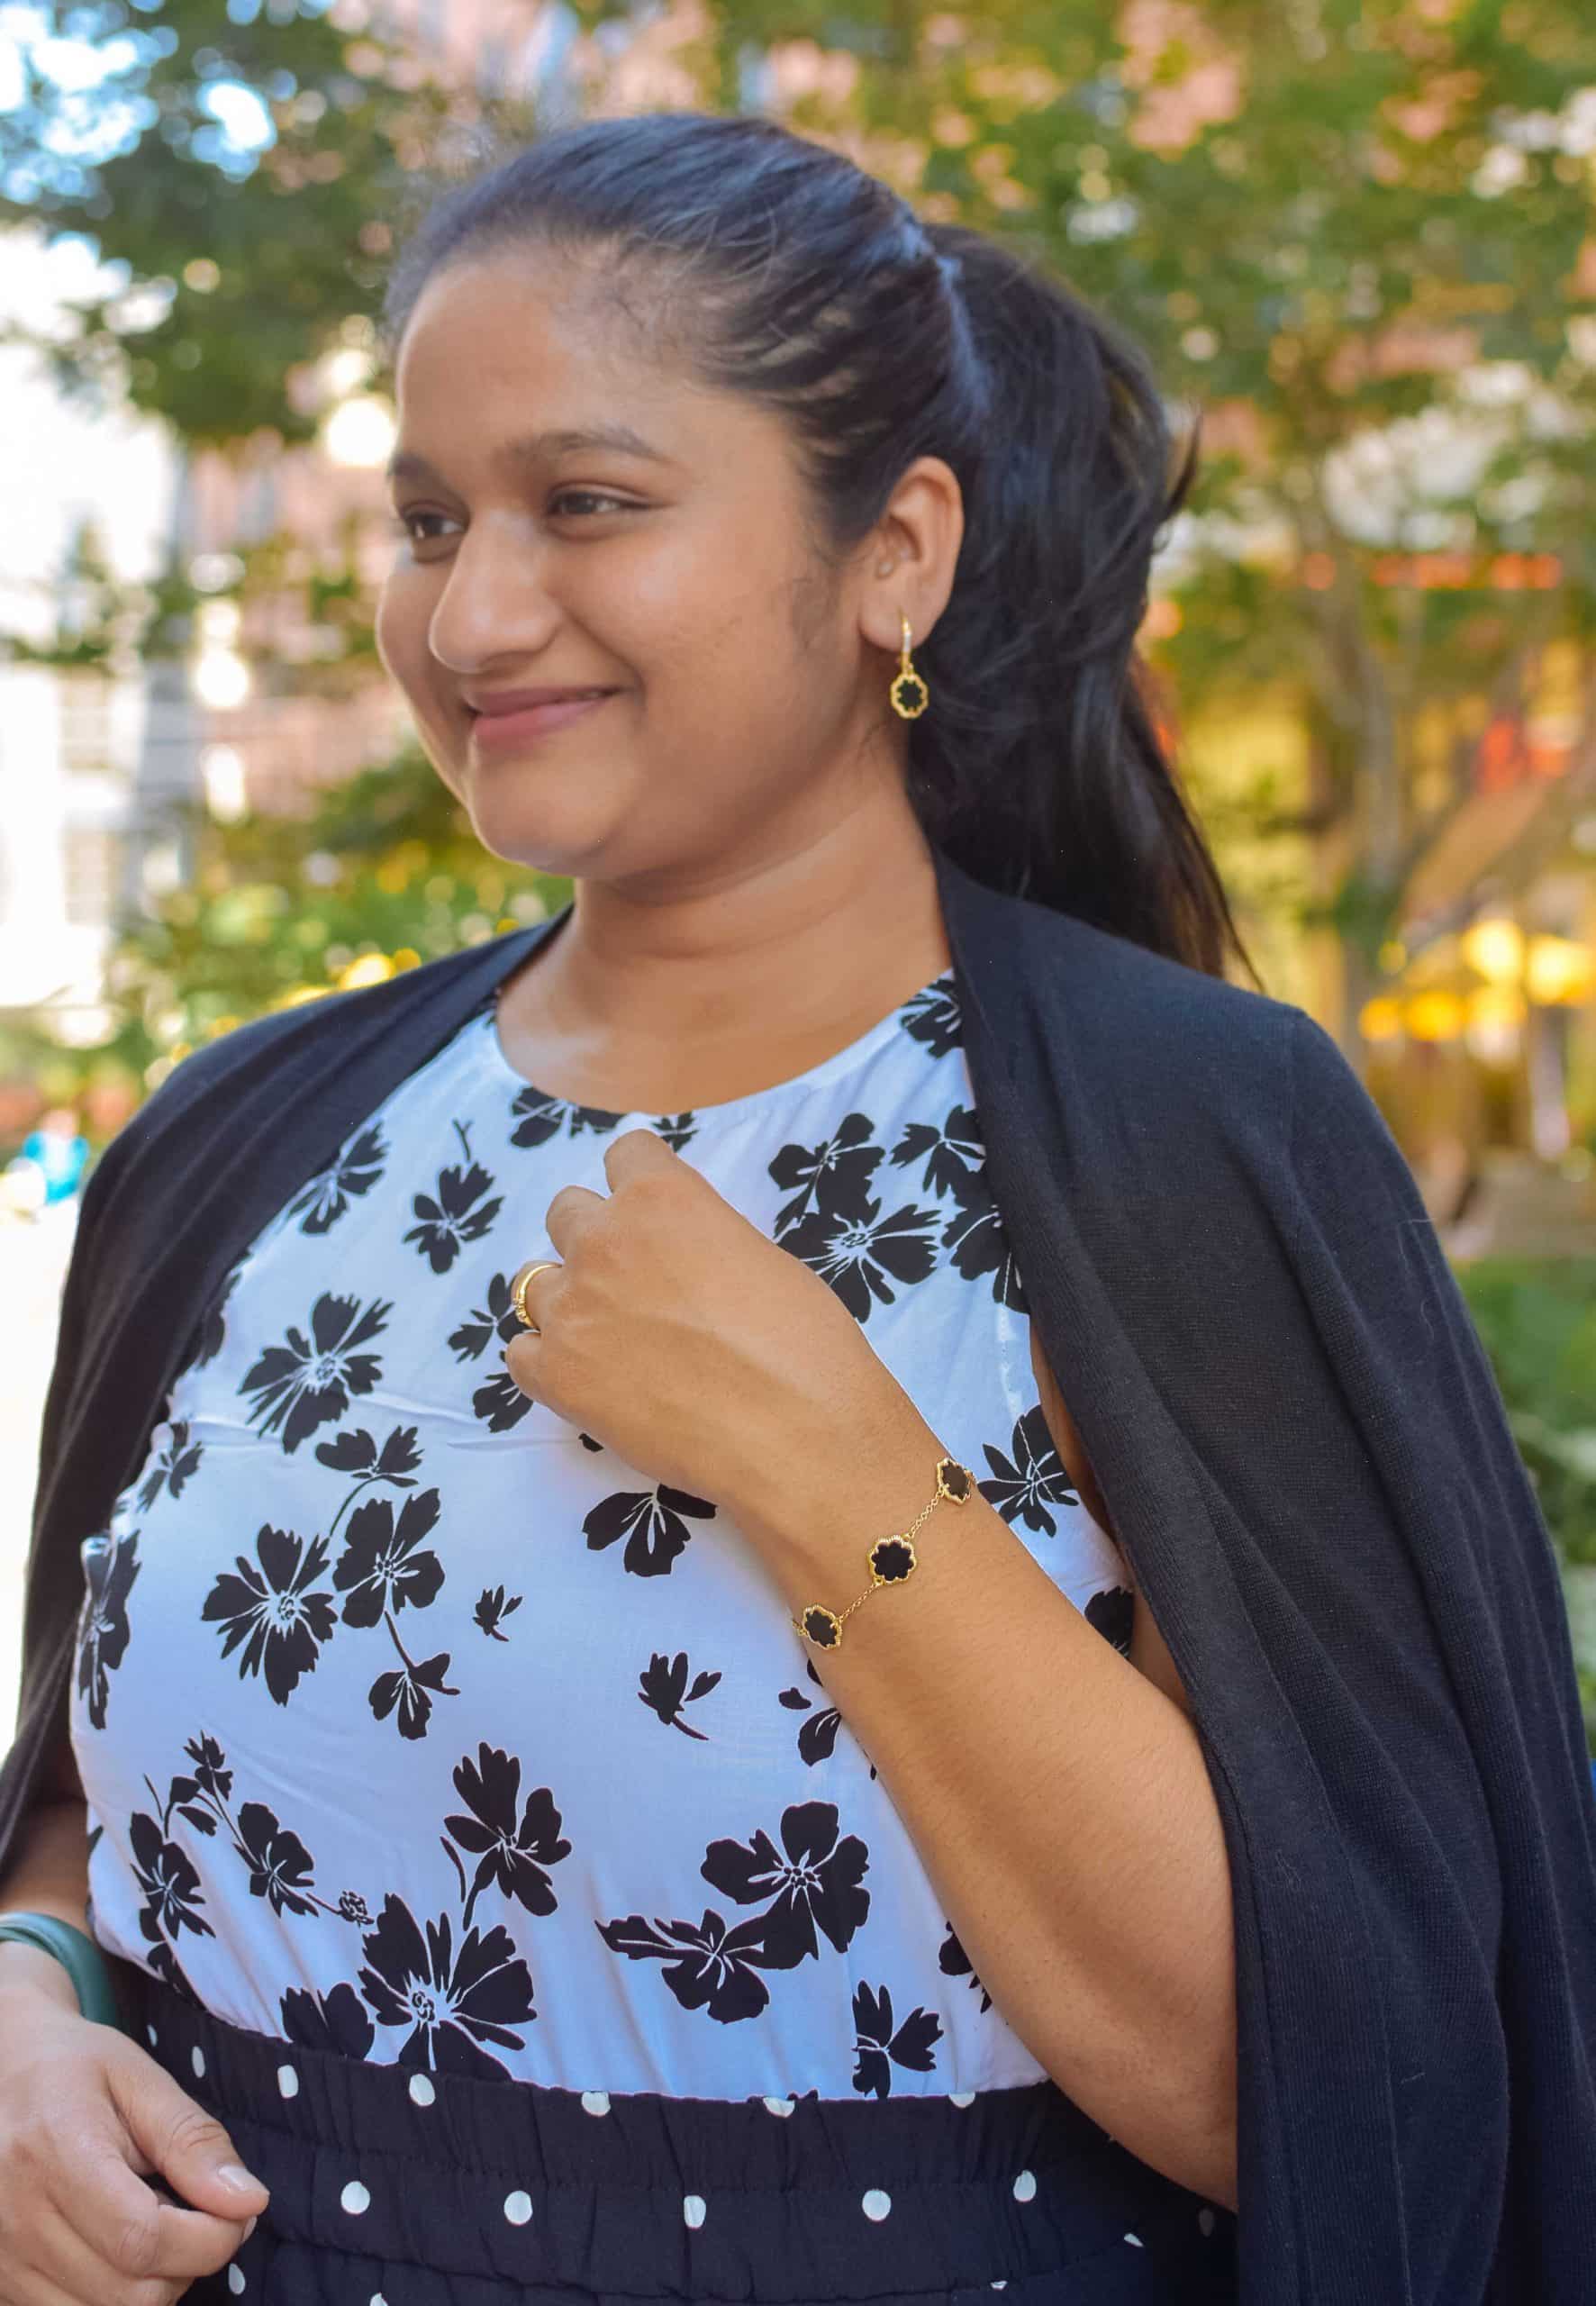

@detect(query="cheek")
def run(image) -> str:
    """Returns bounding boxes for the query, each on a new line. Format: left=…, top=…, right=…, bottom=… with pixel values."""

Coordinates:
left=373, top=577, right=414, bottom=685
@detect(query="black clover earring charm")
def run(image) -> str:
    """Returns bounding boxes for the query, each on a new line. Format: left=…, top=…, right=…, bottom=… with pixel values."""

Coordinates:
left=889, top=611, right=929, bottom=720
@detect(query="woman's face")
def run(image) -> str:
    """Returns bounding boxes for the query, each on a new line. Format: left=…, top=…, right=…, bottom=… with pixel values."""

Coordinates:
left=376, top=246, right=917, bottom=892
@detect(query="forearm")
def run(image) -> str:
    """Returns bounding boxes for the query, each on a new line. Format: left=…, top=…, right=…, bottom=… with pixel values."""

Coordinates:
left=739, top=1390, right=1238, bottom=2212
left=0, top=1796, right=92, bottom=2013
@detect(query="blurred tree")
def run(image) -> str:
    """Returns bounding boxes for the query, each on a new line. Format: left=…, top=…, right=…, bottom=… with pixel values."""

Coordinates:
left=0, top=0, right=482, bottom=446
left=722, top=0, right=1596, bottom=1040
left=104, top=743, right=567, bottom=1082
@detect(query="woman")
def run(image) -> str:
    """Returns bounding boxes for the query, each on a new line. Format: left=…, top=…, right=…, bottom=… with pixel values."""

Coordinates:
left=2, top=112, right=1593, bottom=2306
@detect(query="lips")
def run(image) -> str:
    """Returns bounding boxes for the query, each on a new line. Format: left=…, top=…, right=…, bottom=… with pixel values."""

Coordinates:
left=469, top=689, right=616, bottom=718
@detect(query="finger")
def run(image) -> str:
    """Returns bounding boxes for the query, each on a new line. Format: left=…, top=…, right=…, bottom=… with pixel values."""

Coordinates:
left=41, top=2148, right=250, bottom=2289
left=103, top=2051, right=268, bottom=2224
left=18, top=2192, right=191, bottom=2303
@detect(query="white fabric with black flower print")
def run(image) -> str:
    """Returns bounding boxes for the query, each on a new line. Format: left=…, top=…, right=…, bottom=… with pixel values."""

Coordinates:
left=71, top=963, right=1138, bottom=2102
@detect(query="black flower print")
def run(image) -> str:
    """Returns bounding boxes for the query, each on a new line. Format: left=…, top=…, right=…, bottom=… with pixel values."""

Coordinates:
left=369, top=1647, right=458, bottom=1740
left=449, top=1272, right=536, bottom=1431
left=202, top=1526, right=337, bottom=1704
left=898, top=971, right=962, bottom=1058
left=281, top=1982, right=375, bottom=2059
left=938, top=1154, right=1029, bottom=1310
left=317, top=1422, right=422, bottom=1502
left=240, top=1290, right=392, bottom=1454
left=777, top=1657, right=877, bottom=1778
left=767, top=1112, right=885, bottom=1237
left=474, top=1584, right=521, bottom=1641
left=887, top=1100, right=987, bottom=1202
left=287, top=1122, right=387, bottom=1236
left=978, top=1404, right=1081, bottom=1537
left=585, top=1482, right=718, bottom=1579
left=404, top=1120, right=504, bottom=1273
left=233, top=1802, right=318, bottom=1918
left=188, top=1266, right=237, bottom=1370
left=701, top=1799, right=870, bottom=1970
left=507, top=1087, right=626, bottom=1152
left=151, top=1736, right=345, bottom=1923
left=130, top=1811, right=213, bottom=1945
left=1085, top=1584, right=1136, bottom=1657
left=939, top=1922, right=993, bottom=2012
left=137, top=1421, right=203, bottom=1513
left=444, top=1745, right=572, bottom=1925
left=781, top=1184, right=942, bottom=1323
left=595, top=1906, right=776, bottom=2025
left=333, top=1489, right=444, bottom=1625
left=338, top=1889, right=373, bottom=1926
left=648, top=1112, right=698, bottom=1153
left=77, top=1531, right=140, bottom=1731
left=852, top=1981, right=943, bottom=2099
left=358, top=1895, right=537, bottom=2076
left=639, top=1651, right=721, bottom=1740
left=184, top=1734, right=232, bottom=1803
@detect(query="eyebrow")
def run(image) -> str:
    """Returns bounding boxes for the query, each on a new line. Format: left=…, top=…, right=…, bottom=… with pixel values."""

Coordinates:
left=385, top=423, right=672, bottom=486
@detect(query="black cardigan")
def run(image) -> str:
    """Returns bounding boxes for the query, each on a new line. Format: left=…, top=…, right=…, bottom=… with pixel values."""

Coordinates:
left=7, top=845, right=1595, bottom=2301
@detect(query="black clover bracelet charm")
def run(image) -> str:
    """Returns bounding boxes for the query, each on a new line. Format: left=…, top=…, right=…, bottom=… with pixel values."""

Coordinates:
left=792, top=1455, right=974, bottom=1651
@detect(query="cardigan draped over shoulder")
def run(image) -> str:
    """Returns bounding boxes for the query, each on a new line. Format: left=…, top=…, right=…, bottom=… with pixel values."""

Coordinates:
left=6, top=844, right=1595, bottom=2303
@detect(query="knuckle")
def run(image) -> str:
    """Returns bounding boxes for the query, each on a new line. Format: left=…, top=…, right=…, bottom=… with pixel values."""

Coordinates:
left=109, top=2205, right=163, bottom=2277
left=163, top=2103, right=231, bottom=2164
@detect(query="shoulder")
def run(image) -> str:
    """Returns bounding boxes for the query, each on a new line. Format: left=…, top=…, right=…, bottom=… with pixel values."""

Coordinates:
left=988, top=885, right=1328, bottom=1134
left=939, top=866, right=1409, bottom=1230
left=82, top=939, right=513, bottom=1226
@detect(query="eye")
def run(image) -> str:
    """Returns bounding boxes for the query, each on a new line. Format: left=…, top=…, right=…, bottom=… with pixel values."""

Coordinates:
left=549, top=490, right=636, bottom=519
left=388, top=509, right=454, bottom=544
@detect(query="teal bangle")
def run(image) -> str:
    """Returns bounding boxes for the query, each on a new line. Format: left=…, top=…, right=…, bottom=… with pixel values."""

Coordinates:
left=0, top=1911, right=123, bottom=2029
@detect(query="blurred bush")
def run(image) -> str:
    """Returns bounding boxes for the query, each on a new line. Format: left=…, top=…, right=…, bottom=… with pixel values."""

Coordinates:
left=1455, top=1257, right=1596, bottom=1753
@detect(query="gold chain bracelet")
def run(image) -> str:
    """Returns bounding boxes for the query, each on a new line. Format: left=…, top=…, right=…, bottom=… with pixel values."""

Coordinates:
left=792, top=1455, right=975, bottom=1651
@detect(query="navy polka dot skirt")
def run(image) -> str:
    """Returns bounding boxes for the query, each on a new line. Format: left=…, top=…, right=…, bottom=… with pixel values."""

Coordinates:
left=124, top=1974, right=1238, bottom=2303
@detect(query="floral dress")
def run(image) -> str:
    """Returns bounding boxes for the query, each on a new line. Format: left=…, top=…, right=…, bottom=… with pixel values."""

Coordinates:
left=70, top=963, right=1238, bottom=2304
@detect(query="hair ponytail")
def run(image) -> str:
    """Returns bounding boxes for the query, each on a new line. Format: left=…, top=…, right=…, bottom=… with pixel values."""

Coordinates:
left=379, top=111, right=1255, bottom=983
left=913, top=222, right=1249, bottom=976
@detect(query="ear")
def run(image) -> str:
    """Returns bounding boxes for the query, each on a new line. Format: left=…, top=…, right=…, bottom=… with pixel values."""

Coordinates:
left=861, top=454, right=964, bottom=654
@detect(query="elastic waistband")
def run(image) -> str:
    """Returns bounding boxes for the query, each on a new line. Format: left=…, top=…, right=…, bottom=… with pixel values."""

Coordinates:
left=122, top=1967, right=1235, bottom=2302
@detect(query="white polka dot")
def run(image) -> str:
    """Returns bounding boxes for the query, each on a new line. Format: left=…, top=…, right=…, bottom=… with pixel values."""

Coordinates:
left=683, top=2193, right=706, bottom=2229
left=370, top=2295, right=387, bottom=2306
left=276, top=2063, right=299, bottom=2100
left=762, top=2095, right=795, bottom=2117
left=948, top=2090, right=975, bottom=2107
left=1124, top=2231, right=1144, bottom=2247
left=408, top=2073, right=436, bottom=2107
left=145, top=2023, right=159, bottom=2047
left=188, top=2044, right=205, bottom=2078
left=862, top=2188, right=892, bottom=2222
left=227, top=2270, right=245, bottom=2297
left=581, top=2091, right=611, bottom=2115
left=991, top=2284, right=1008, bottom=2292
left=340, top=2181, right=370, bottom=2217
left=503, top=2190, right=533, bottom=2227
left=1198, top=2207, right=1216, bottom=2236
left=1012, top=2169, right=1037, bottom=2203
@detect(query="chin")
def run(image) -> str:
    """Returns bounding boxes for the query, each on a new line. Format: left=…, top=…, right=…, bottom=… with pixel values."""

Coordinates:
left=459, top=780, right=615, bottom=878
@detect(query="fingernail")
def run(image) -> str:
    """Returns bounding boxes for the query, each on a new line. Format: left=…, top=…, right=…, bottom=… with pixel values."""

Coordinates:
left=219, top=2163, right=261, bottom=2198
left=243, top=2214, right=258, bottom=2240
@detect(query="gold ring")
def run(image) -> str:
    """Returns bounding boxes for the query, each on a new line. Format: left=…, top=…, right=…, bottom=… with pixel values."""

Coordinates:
left=511, top=1260, right=560, bottom=1332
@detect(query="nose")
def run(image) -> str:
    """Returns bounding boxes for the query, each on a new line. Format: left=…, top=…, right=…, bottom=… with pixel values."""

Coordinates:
left=425, top=510, right=562, bottom=676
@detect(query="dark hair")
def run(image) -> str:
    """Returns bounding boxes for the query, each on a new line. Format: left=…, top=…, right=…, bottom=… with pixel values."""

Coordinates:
left=377, top=111, right=1254, bottom=983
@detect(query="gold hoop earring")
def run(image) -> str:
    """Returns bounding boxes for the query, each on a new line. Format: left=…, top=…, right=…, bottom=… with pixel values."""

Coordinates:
left=889, top=612, right=929, bottom=720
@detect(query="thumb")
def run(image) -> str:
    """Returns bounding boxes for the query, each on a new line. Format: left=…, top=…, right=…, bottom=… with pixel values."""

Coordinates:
left=106, top=2047, right=270, bottom=2220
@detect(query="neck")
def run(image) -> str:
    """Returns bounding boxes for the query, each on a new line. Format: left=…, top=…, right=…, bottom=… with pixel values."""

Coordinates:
left=501, top=790, right=953, bottom=1057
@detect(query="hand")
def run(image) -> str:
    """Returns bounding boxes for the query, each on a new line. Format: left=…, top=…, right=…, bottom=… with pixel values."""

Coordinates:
left=504, top=1129, right=906, bottom=1535
left=0, top=1962, right=268, bottom=2305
